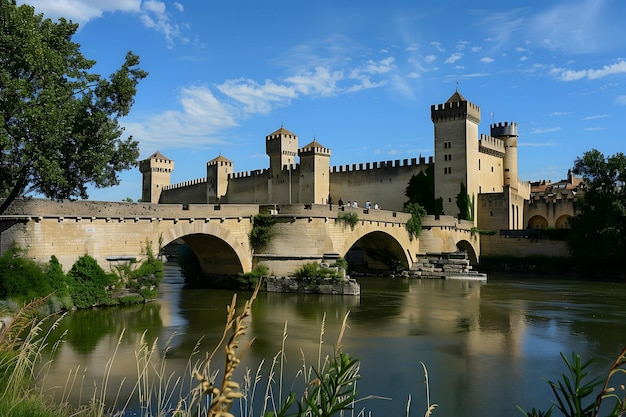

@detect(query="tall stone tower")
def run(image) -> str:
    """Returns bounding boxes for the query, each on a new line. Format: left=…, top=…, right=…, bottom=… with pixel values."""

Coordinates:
left=298, top=139, right=331, bottom=204
left=266, top=126, right=299, bottom=204
left=490, top=122, right=518, bottom=189
left=431, top=91, right=481, bottom=220
left=139, top=151, right=174, bottom=203
left=206, top=154, right=233, bottom=203
left=266, top=126, right=299, bottom=176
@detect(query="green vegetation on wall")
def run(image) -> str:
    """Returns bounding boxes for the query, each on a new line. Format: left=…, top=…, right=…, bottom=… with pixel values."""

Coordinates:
left=403, top=202, right=427, bottom=241
left=249, top=213, right=276, bottom=251
left=337, top=212, right=359, bottom=230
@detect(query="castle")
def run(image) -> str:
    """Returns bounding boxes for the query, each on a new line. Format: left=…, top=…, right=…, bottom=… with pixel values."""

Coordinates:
left=139, top=90, right=575, bottom=234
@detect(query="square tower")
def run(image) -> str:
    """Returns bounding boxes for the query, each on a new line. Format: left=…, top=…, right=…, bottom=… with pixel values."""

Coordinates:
left=431, top=91, right=481, bottom=220
left=139, top=151, right=174, bottom=203
left=298, top=139, right=331, bottom=204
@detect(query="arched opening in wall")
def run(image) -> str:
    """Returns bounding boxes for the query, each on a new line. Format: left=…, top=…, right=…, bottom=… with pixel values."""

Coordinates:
left=527, top=215, right=548, bottom=229
left=456, top=240, right=478, bottom=265
left=344, top=231, right=407, bottom=275
left=162, top=233, right=244, bottom=286
left=555, top=214, right=571, bottom=229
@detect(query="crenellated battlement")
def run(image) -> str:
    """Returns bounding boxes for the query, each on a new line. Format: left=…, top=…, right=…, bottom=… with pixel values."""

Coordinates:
left=430, top=100, right=481, bottom=123
left=490, top=121, right=518, bottom=137
left=163, top=177, right=207, bottom=191
left=479, top=134, right=505, bottom=156
left=330, top=156, right=433, bottom=173
left=299, top=144, right=331, bottom=156
left=228, top=168, right=271, bottom=180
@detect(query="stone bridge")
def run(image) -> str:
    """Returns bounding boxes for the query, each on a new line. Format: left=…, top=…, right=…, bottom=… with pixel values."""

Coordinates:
left=0, top=199, right=479, bottom=277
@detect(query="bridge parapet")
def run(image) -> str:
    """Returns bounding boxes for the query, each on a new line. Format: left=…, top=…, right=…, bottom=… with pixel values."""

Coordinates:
left=2, top=199, right=261, bottom=220
left=270, top=203, right=411, bottom=224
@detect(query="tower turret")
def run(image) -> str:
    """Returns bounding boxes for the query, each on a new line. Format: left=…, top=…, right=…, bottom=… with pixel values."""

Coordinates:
left=139, top=151, right=174, bottom=203
left=265, top=126, right=299, bottom=176
left=431, top=90, right=481, bottom=220
left=298, top=139, right=331, bottom=204
left=490, top=122, right=518, bottom=189
left=207, top=154, right=233, bottom=203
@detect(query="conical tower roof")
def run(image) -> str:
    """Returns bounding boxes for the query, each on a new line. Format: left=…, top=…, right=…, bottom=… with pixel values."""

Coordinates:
left=446, top=90, right=466, bottom=103
left=268, top=126, right=297, bottom=137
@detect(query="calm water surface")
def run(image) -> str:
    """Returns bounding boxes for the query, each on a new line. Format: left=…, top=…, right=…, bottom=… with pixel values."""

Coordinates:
left=40, top=266, right=626, bottom=417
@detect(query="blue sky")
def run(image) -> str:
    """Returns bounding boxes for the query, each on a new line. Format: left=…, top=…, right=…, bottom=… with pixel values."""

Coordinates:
left=20, top=0, right=626, bottom=202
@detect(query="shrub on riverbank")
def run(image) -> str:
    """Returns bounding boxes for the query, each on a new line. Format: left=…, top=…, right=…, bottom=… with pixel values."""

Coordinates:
left=0, top=246, right=164, bottom=310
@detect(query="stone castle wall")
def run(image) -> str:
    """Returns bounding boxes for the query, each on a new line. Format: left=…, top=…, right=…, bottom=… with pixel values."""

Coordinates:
left=329, top=158, right=432, bottom=211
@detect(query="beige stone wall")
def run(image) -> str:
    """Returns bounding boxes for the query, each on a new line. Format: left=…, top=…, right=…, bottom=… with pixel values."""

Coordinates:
left=329, top=159, right=430, bottom=211
left=525, top=199, right=576, bottom=229
left=477, top=152, right=504, bottom=194
left=223, top=170, right=272, bottom=204
left=161, top=180, right=207, bottom=204
left=481, top=234, right=571, bottom=258
left=256, top=204, right=419, bottom=276
left=2, top=199, right=258, bottom=273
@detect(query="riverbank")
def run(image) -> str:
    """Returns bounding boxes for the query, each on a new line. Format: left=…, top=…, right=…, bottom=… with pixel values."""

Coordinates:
left=478, top=255, right=626, bottom=281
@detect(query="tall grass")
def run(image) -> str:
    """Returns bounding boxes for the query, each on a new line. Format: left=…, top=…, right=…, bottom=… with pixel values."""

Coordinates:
left=9, top=283, right=624, bottom=417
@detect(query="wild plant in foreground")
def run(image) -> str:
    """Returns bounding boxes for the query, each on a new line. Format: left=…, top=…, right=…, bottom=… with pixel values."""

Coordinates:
left=181, top=282, right=260, bottom=417
left=0, top=296, right=67, bottom=414
left=519, top=347, right=626, bottom=417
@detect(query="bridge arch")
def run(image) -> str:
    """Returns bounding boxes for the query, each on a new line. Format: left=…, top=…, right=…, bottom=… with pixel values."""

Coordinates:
left=340, top=229, right=411, bottom=272
left=157, top=221, right=252, bottom=275
left=528, top=215, right=548, bottom=229
left=456, top=239, right=478, bottom=265
left=555, top=214, right=571, bottom=229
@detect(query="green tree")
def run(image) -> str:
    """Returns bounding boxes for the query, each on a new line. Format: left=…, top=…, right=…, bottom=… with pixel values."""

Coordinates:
left=404, top=164, right=444, bottom=215
left=67, top=255, right=117, bottom=308
left=456, top=182, right=474, bottom=221
left=0, top=1, right=147, bottom=214
left=567, top=149, right=626, bottom=265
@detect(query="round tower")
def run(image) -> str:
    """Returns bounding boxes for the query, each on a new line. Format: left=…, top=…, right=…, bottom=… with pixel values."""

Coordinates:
left=490, top=122, right=518, bottom=189
left=206, top=154, right=233, bottom=203
left=139, top=151, right=174, bottom=203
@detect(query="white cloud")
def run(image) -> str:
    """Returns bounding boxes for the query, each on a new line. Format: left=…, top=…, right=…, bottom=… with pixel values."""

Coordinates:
left=124, top=85, right=238, bottom=150
left=551, top=111, right=570, bottom=116
left=19, top=0, right=140, bottom=23
left=480, top=57, right=495, bottom=63
left=616, top=95, right=626, bottom=105
left=173, top=2, right=183, bottom=12
left=584, top=127, right=607, bottom=131
left=519, top=140, right=557, bottom=147
left=19, top=0, right=185, bottom=47
left=552, top=60, right=626, bottom=81
left=217, top=78, right=297, bottom=114
left=471, top=46, right=482, bottom=52
left=520, top=56, right=529, bottom=61
left=582, top=114, right=608, bottom=120
left=444, top=53, right=463, bottom=64
left=424, top=55, right=437, bottom=63
left=431, top=41, right=445, bottom=52
left=530, top=127, right=562, bottom=134
left=527, top=0, right=626, bottom=53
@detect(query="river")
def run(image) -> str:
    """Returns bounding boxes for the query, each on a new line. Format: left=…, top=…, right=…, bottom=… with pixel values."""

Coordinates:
left=38, top=265, right=626, bottom=417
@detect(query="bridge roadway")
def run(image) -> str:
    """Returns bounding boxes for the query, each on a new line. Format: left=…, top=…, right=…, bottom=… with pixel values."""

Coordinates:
left=0, top=199, right=478, bottom=277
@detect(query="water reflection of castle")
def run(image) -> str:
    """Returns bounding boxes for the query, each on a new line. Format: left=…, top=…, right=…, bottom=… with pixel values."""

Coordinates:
left=140, top=90, right=577, bottom=233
